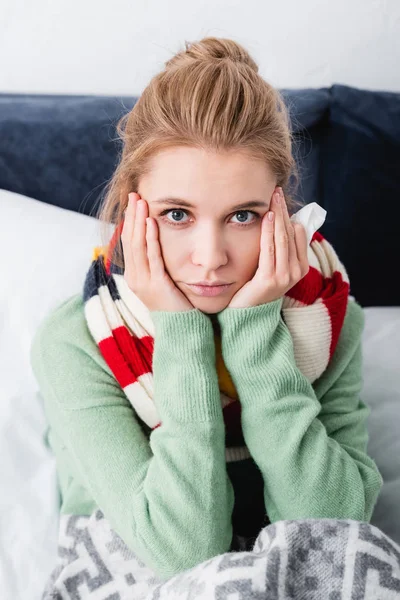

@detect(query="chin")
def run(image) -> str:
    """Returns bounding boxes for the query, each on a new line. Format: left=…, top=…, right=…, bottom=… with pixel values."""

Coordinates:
left=189, top=295, right=233, bottom=314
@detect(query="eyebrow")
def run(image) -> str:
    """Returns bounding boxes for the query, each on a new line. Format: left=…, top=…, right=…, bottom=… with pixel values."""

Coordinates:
left=151, top=197, right=269, bottom=211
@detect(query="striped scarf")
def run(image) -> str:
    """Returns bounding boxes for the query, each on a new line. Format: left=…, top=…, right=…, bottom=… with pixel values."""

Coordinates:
left=83, top=223, right=350, bottom=463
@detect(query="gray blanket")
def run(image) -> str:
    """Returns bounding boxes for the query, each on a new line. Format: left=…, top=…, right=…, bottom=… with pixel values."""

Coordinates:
left=42, top=509, right=400, bottom=599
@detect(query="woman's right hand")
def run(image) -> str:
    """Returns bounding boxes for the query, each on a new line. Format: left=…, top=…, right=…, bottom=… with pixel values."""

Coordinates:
left=121, top=192, right=195, bottom=313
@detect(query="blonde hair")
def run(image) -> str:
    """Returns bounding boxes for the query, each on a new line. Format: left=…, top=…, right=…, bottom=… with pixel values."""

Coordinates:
left=97, top=36, right=305, bottom=269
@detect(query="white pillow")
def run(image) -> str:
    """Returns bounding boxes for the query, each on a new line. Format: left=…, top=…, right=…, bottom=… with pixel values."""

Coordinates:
left=360, top=307, right=400, bottom=544
left=0, top=188, right=399, bottom=600
left=0, top=189, right=102, bottom=600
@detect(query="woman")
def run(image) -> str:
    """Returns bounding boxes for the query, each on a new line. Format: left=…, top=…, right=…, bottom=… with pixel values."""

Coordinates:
left=30, top=37, right=383, bottom=597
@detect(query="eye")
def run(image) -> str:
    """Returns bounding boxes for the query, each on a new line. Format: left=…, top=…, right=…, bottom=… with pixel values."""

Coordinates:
left=159, top=209, right=260, bottom=227
left=160, top=209, right=190, bottom=226
left=230, top=210, right=259, bottom=226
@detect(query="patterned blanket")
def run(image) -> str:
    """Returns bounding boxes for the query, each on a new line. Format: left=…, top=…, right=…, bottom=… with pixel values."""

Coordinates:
left=42, top=509, right=400, bottom=599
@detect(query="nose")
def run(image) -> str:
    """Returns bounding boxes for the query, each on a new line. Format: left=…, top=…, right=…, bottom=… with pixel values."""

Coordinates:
left=191, top=226, right=228, bottom=270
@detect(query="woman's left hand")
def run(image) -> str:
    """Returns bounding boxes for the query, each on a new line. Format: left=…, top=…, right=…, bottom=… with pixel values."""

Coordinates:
left=227, top=187, right=310, bottom=309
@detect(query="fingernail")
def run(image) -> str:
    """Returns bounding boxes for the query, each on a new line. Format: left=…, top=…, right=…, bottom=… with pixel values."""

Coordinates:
left=275, top=192, right=281, bottom=204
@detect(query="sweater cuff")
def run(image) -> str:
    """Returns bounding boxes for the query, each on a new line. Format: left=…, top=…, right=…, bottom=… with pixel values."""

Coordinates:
left=216, top=298, right=284, bottom=393
left=150, top=309, right=222, bottom=422
left=151, top=308, right=214, bottom=353
left=217, top=297, right=283, bottom=347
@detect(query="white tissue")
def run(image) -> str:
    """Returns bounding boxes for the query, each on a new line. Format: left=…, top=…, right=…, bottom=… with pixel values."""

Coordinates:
left=289, top=202, right=327, bottom=245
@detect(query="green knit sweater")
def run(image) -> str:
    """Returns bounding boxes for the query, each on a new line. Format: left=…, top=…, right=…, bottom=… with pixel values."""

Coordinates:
left=30, top=293, right=383, bottom=580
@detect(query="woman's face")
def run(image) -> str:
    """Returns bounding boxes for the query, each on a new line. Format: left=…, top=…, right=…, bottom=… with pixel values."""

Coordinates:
left=137, top=146, right=277, bottom=314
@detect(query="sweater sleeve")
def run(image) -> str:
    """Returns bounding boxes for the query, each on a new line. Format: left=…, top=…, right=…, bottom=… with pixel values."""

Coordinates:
left=216, top=296, right=383, bottom=524
left=30, top=295, right=234, bottom=581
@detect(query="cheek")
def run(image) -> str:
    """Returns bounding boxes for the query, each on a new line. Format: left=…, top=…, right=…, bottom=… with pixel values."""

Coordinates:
left=156, top=228, right=182, bottom=267
left=234, top=239, right=260, bottom=279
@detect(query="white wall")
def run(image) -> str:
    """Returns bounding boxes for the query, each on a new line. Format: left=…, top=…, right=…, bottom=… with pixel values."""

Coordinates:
left=1, top=0, right=399, bottom=95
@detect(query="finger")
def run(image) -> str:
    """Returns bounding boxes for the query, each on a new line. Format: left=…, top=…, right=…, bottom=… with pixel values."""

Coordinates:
left=293, top=223, right=310, bottom=276
left=121, top=192, right=139, bottom=278
left=273, top=191, right=290, bottom=280
left=132, top=198, right=150, bottom=278
left=146, top=217, right=166, bottom=279
left=258, top=207, right=275, bottom=279
left=279, top=189, right=299, bottom=267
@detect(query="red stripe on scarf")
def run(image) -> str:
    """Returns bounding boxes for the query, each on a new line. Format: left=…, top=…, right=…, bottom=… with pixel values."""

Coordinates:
left=99, top=328, right=154, bottom=388
left=324, top=274, right=350, bottom=359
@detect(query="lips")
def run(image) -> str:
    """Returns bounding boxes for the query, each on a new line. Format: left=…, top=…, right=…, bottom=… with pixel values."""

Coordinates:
left=186, top=283, right=232, bottom=297
left=191, top=283, right=230, bottom=286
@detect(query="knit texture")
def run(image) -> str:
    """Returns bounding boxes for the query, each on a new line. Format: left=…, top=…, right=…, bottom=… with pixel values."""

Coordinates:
left=30, top=291, right=383, bottom=579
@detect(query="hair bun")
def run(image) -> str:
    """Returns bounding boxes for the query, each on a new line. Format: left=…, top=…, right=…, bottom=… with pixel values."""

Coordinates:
left=165, top=36, right=259, bottom=73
